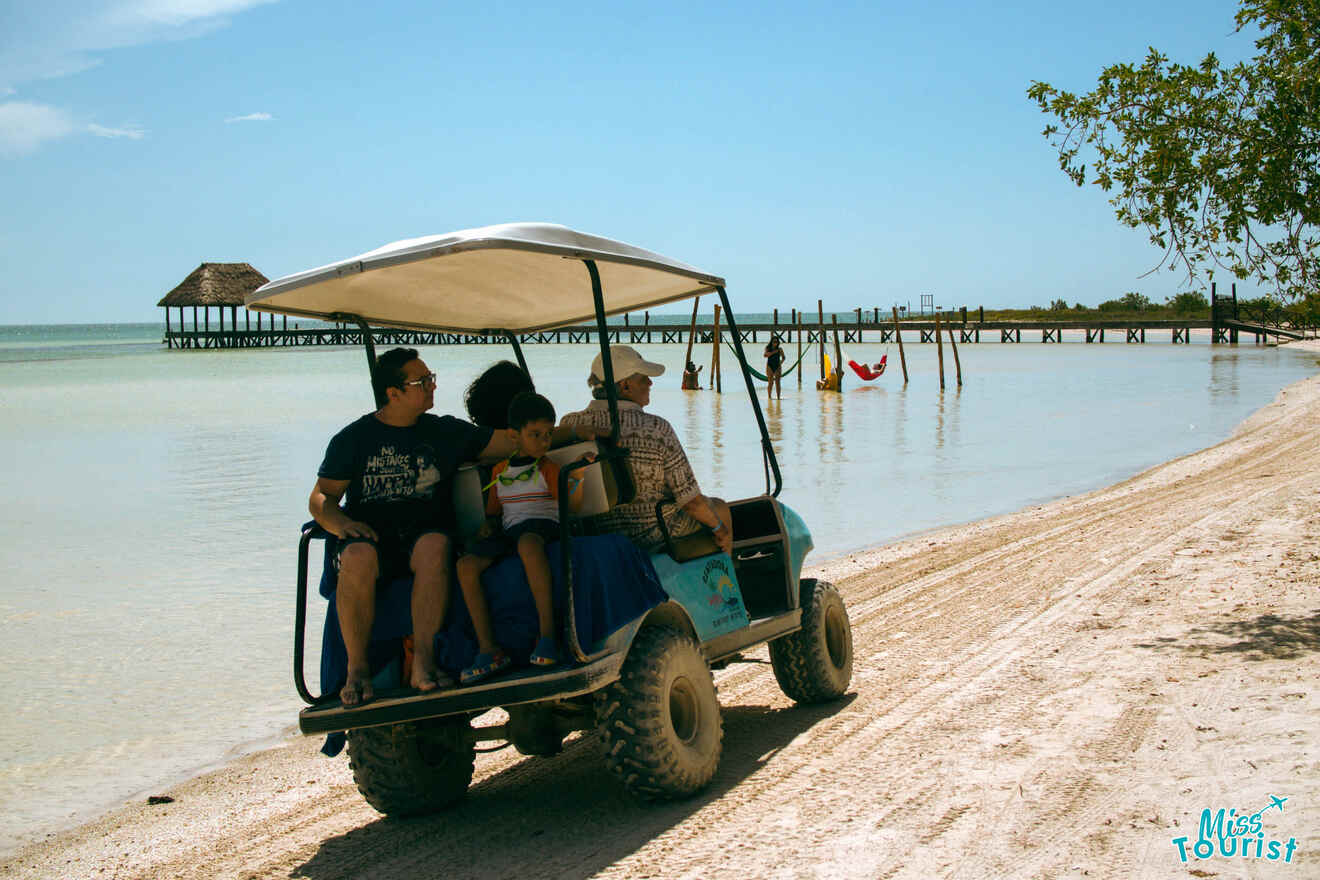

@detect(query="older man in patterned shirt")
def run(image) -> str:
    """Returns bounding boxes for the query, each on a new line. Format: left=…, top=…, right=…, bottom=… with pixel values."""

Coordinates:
left=560, top=345, right=733, bottom=556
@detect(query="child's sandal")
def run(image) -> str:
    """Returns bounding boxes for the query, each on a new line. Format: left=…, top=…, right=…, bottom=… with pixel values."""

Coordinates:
left=529, top=637, right=560, bottom=668
left=460, top=650, right=513, bottom=685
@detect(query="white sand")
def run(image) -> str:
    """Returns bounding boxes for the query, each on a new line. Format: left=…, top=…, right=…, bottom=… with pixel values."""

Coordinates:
left=5, top=342, right=1317, bottom=879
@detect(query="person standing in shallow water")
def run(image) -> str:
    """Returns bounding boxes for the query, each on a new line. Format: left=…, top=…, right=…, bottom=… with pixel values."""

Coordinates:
left=764, top=334, right=785, bottom=401
left=308, top=347, right=516, bottom=706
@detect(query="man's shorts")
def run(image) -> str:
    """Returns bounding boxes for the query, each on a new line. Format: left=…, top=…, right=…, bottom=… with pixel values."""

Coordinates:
left=335, top=527, right=451, bottom=582
left=465, top=518, right=561, bottom=560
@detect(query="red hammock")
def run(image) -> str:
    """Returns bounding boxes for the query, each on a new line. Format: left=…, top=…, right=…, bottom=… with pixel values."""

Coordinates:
left=847, top=354, right=887, bottom=381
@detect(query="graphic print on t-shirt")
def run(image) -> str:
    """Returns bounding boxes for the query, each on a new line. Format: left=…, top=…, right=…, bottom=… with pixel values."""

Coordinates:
left=361, top=444, right=440, bottom=502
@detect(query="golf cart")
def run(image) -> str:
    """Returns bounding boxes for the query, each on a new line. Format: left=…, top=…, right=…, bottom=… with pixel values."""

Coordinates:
left=248, top=222, right=853, bottom=813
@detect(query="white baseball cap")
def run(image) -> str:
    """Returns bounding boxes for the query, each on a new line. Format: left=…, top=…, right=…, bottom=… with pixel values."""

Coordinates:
left=590, top=345, right=666, bottom=382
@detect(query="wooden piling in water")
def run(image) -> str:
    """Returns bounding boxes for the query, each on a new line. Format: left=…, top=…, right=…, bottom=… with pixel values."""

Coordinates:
left=892, top=307, right=909, bottom=383
left=796, top=311, right=803, bottom=389
left=832, top=316, right=845, bottom=392
left=934, top=311, right=946, bottom=390
left=947, top=321, right=963, bottom=387
left=682, top=298, right=701, bottom=388
left=817, top=300, right=826, bottom=381
left=712, top=303, right=723, bottom=393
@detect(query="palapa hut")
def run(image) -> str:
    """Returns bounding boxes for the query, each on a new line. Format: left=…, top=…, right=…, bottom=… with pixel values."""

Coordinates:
left=157, top=262, right=271, bottom=348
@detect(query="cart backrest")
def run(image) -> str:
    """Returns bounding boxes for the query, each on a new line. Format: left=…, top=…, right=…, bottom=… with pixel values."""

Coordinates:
left=452, top=440, right=616, bottom=539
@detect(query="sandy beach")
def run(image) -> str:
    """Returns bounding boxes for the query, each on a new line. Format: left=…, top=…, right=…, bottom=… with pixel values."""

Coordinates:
left=4, top=342, right=1317, bottom=880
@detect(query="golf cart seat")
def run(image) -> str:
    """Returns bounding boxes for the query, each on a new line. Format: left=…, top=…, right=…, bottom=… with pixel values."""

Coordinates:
left=453, top=439, right=623, bottom=539
left=666, top=530, right=721, bottom=562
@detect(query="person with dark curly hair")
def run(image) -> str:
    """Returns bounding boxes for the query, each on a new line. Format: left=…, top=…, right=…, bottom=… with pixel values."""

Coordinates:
left=464, top=360, right=535, bottom=429
left=465, top=359, right=603, bottom=445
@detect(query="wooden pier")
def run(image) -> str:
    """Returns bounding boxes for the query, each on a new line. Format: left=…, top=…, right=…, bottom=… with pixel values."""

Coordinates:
left=163, top=313, right=1314, bottom=349
left=158, top=262, right=1313, bottom=351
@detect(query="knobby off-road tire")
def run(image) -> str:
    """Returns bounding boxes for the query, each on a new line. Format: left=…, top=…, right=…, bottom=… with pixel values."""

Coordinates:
left=347, top=717, right=475, bottom=816
left=596, top=626, right=723, bottom=800
left=770, top=579, right=853, bottom=703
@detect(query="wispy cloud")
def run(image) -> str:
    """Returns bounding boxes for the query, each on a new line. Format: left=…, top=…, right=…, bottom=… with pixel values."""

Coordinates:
left=1, top=0, right=279, bottom=90
left=88, top=122, right=146, bottom=139
left=224, top=112, right=272, bottom=123
left=0, top=101, right=75, bottom=156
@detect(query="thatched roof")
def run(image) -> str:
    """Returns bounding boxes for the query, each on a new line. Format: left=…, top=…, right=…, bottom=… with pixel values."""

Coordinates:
left=157, top=263, right=270, bottom=307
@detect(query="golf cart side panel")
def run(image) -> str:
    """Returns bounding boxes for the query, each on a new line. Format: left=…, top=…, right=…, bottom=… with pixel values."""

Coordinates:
left=649, top=552, right=749, bottom=641
left=780, top=502, right=814, bottom=586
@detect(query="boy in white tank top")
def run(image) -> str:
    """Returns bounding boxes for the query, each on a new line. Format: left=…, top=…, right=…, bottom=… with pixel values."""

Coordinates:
left=456, top=392, right=593, bottom=684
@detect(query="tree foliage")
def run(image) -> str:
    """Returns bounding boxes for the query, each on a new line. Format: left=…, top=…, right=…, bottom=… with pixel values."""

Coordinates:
left=1028, top=0, right=1319, bottom=302
left=1099, top=291, right=1154, bottom=312
left=1168, top=291, right=1210, bottom=313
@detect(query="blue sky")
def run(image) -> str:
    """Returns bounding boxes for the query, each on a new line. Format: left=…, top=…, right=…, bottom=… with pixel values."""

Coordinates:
left=0, top=0, right=1262, bottom=323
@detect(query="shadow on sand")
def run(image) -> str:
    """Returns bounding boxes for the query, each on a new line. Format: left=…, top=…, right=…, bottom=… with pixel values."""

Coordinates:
left=1137, top=609, right=1320, bottom=660
left=294, top=695, right=856, bottom=880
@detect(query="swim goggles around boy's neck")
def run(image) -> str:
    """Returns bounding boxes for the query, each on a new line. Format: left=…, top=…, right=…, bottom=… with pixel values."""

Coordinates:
left=482, top=460, right=540, bottom=492
left=496, top=467, right=537, bottom=486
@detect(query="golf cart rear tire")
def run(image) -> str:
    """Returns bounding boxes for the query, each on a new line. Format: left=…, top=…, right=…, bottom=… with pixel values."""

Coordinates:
left=597, top=626, right=723, bottom=800
left=347, top=717, right=475, bottom=816
left=770, top=579, right=853, bottom=703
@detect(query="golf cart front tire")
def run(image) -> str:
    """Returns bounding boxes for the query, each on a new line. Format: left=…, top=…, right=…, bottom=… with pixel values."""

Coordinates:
left=770, top=579, right=853, bottom=703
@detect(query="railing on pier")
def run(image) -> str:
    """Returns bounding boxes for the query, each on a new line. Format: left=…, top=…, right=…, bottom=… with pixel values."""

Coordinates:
left=164, top=315, right=1314, bottom=350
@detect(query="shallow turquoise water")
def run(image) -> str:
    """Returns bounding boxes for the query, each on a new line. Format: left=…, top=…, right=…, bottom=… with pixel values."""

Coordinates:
left=0, top=324, right=1315, bottom=853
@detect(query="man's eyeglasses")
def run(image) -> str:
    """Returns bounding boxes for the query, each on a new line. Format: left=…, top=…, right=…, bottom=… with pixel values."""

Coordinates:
left=402, top=373, right=438, bottom=389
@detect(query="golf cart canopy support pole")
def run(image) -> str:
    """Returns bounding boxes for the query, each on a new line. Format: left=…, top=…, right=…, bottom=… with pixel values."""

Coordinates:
left=503, top=330, right=529, bottom=375
left=335, top=313, right=384, bottom=409
left=716, top=287, right=782, bottom=498
left=554, top=257, right=629, bottom=664
left=585, top=260, right=622, bottom=445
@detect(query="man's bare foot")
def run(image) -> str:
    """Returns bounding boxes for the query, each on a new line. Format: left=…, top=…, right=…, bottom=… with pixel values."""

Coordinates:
left=340, top=667, right=374, bottom=707
left=411, top=658, right=455, bottom=693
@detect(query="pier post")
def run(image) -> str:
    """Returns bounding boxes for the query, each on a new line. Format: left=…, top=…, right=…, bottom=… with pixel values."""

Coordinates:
left=712, top=303, right=723, bottom=393
left=683, top=297, right=700, bottom=383
left=832, top=317, right=845, bottom=392
left=934, top=310, right=946, bottom=390
left=817, top=300, right=825, bottom=381
left=797, top=311, right=803, bottom=389
left=892, top=306, right=909, bottom=384
left=1229, top=283, right=1239, bottom=343
left=947, top=321, right=963, bottom=387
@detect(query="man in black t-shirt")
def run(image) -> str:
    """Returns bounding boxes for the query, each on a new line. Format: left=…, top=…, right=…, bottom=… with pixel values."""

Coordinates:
left=310, top=347, right=514, bottom=705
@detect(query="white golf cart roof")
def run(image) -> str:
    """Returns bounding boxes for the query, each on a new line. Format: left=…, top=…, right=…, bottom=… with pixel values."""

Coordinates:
left=246, top=222, right=725, bottom=334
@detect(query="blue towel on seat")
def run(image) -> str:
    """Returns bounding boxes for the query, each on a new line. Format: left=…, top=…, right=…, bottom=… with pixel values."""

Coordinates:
left=315, top=533, right=666, bottom=756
